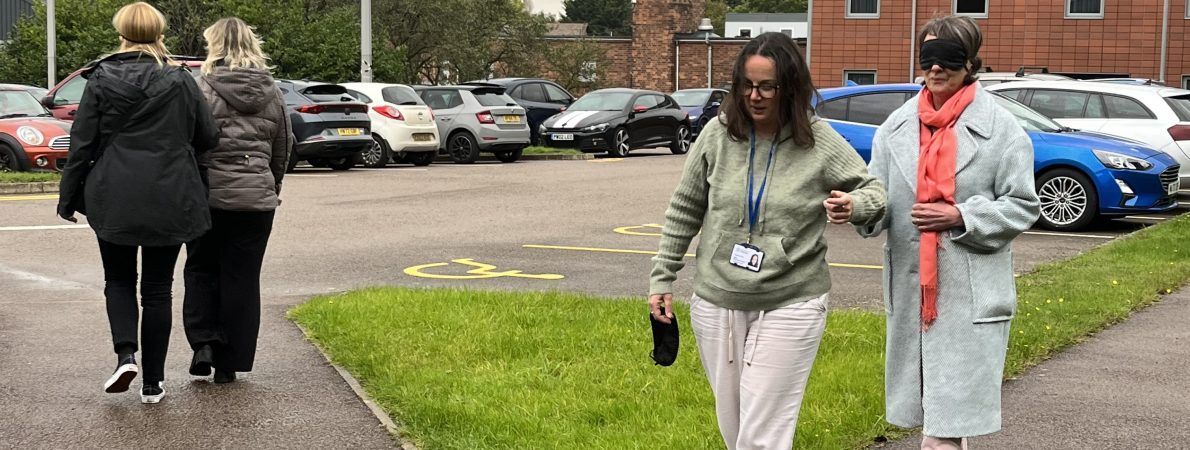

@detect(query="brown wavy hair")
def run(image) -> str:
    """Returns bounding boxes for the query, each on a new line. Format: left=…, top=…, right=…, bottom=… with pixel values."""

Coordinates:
left=721, top=32, right=819, bottom=148
left=918, top=14, right=983, bottom=85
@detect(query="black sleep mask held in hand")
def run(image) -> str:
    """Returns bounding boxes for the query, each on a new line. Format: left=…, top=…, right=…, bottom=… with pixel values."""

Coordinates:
left=919, top=39, right=968, bottom=71
left=649, top=307, right=679, bottom=367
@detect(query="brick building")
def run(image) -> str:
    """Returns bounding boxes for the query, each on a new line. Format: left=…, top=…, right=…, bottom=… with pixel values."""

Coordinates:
left=809, top=0, right=1190, bottom=89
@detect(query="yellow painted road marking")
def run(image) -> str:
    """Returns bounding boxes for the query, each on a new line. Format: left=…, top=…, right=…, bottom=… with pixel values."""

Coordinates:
left=0, top=194, right=58, bottom=202
left=404, top=258, right=564, bottom=280
left=590, top=158, right=623, bottom=163
left=523, top=244, right=882, bottom=270
left=613, top=223, right=663, bottom=236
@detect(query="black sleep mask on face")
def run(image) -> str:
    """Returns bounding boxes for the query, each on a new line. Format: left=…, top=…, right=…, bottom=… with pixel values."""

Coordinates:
left=919, top=39, right=968, bottom=71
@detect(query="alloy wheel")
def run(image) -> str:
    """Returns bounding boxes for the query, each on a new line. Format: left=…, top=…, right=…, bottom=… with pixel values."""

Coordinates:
left=616, top=129, right=629, bottom=156
left=1038, top=175, right=1088, bottom=226
left=361, top=139, right=384, bottom=167
left=678, top=127, right=691, bottom=153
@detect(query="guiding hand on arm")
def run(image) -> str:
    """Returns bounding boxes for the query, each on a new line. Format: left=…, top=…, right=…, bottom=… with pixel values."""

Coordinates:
left=911, top=202, right=964, bottom=232
left=823, top=190, right=854, bottom=224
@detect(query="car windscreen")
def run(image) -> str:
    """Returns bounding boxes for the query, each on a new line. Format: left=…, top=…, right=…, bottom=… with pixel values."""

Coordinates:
left=382, top=86, right=424, bottom=105
left=471, top=88, right=516, bottom=107
left=991, top=94, right=1062, bottom=133
left=0, top=91, right=51, bottom=118
left=1163, top=95, right=1190, bottom=122
left=672, top=91, right=711, bottom=107
left=301, top=85, right=357, bottom=103
left=568, top=92, right=634, bottom=111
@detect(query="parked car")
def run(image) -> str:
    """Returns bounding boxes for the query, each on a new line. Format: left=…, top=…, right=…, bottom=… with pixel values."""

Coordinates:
left=975, top=71, right=1073, bottom=86
left=276, top=80, right=372, bottom=172
left=816, top=83, right=1180, bottom=231
left=671, top=88, right=727, bottom=136
left=986, top=80, right=1190, bottom=184
left=40, top=56, right=205, bottom=121
left=538, top=88, right=692, bottom=157
left=0, top=84, right=48, bottom=101
left=341, top=82, right=439, bottom=167
left=0, top=88, right=71, bottom=172
left=469, top=78, right=574, bottom=146
left=413, top=85, right=530, bottom=163
left=1085, top=78, right=1167, bottom=86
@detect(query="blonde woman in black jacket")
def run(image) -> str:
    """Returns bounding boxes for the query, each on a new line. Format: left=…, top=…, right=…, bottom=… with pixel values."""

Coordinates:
left=56, top=2, right=218, bottom=404
left=183, top=17, right=293, bottom=385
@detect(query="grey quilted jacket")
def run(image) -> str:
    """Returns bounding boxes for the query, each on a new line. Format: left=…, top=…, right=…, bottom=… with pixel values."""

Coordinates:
left=196, top=66, right=292, bottom=211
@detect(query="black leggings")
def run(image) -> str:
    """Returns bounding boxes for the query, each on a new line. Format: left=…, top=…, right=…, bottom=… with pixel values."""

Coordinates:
left=97, top=238, right=181, bottom=384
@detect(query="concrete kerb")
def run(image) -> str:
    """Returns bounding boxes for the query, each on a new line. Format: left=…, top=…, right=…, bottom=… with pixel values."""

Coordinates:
left=290, top=319, right=419, bottom=450
left=434, top=153, right=594, bottom=162
left=0, top=182, right=58, bottom=195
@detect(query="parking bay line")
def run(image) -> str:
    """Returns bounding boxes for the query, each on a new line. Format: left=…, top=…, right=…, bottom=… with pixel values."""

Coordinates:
left=0, top=224, right=90, bottom=232
left=1022, top=231, right=1115, bottom=239
left=522, top=244, right=883, bottom=270
left=0, top=194, right=58, bottom=202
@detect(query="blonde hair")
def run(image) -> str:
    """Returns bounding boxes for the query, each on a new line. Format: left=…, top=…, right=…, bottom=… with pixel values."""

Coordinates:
left=202, top=17, right=271, bottom=75
left=112, top=2, right=173, bottom=66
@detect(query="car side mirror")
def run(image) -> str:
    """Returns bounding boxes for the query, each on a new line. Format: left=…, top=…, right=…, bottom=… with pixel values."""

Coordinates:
left=560, top=106, right=567, bottom=112
left=710, top=101, right=721, bottom=108
left=41, top=95, right=57, bottom=109
left=632, top=105, right=648, bottom=113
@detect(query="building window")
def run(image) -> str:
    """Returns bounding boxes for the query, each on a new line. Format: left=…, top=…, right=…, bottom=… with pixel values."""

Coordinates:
left=1183, top=75, right=1190, bottom=90
left=954, top=0, right=988, bottom=17
left=781, top=28, right=794, bottom=37
left=1065, top=0, right=1104, bottom=18
left=844, top=70, right=877, bottom=86
left=846, top=0, right=879, bottom=18
left=738, top=28, right=752, bottom=38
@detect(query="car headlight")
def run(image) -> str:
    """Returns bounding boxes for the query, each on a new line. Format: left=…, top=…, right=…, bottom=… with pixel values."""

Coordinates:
left=582, top=123, right=609, bottom=132
left=17, top=126, right=44, bottom=146
left=539, top=124, right=547, bottom=135
left=1093, top=149, right=1153, bottom=171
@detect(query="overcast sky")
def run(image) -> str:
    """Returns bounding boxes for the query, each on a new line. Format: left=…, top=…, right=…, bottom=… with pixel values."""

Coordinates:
left=526, top=0, right=565, bottom=17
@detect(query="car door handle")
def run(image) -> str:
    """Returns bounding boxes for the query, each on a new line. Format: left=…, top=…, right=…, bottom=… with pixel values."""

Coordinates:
left=440, top=118, right=451, bottom=122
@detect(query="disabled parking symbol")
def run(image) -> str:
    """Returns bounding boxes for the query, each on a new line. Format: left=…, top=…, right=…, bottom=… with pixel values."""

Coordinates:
left=403, top=258, right=564, bottom=280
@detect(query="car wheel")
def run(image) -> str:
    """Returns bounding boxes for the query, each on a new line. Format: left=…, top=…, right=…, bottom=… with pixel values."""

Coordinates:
left=448, top=131, right=480, bottom=164
left=327, top=153, right=361, bottom=171
left=407, top=152, right=435, bottom=166
left=0, top=144, right=25, bottom=172
left=670, top=125, right=692, bottom=155
left=697, top=116, right=709, bottom=134
left=494, top=148, right=523, bottom=163
left=361, top=136, right=390, bottom=168
left=1036, top=168, right=1099, bottom=231
left=285, top=145, right=299, bottom=173
left=608, top=127, right=630, bottom=157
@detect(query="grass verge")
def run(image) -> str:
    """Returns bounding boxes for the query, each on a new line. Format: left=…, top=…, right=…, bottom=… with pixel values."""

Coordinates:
left=522, top=146, right=583, bottom=156
left=289, top=214, right=1190, bottom=449
left=0, top=171, right=60, bottom=183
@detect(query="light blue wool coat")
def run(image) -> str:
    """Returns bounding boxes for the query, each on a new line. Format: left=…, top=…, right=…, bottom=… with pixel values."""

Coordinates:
left=858, top=84, right=1040, bottom=437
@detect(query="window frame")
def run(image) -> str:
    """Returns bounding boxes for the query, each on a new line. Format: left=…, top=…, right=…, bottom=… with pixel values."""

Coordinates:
left=1101, top=93, right=1157, bottom=119
left=738, top=27, right=753, bottom=38
left=845, top=0, right=880, bottom=18
left=1064, top=0, right=1104, bottom=19
left=1182, top=75, right=1190, bottom=90
left=843, top=70, right=878, bottom=86
left=1027, top=89, right=1095, bottom=119
left=542, top=83, right=573, bottom=104
left=953, top=0, right=988, bottom=18
left=515, top=83, right=548, bottom=103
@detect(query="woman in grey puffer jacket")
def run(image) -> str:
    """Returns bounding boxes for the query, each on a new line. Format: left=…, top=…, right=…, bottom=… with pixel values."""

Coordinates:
left=183, top=17, right=293, bottom=384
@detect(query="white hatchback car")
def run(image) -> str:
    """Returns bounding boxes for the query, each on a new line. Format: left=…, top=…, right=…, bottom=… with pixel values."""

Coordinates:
left=341, top=82, right=440, bottom=167
left=988, top=81, right=1190, bottom=183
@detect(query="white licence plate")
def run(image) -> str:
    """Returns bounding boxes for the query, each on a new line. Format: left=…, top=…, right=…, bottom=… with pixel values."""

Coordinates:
left=552, top=133, right=574, bottom=141
left=1169, top=180, right=1181, bottom=196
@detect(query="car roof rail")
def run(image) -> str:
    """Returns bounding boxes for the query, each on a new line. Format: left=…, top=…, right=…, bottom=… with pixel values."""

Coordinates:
left=461, top=81, right=502, bottom=87
left=1016, top=66, right=1050, bottom=77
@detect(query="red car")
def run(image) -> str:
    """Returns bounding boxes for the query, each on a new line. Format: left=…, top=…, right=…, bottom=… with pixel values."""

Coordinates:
left=0, top=87, right=71, bottom=172
left=41, top=56, right=204, bottom=121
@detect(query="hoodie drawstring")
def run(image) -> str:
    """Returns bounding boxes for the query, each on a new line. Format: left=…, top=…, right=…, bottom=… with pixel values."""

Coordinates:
left=744, top=310, right=766, bottom=366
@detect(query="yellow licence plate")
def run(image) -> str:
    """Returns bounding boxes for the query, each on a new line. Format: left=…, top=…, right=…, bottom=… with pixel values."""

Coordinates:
left=413, top=133, right=433, bottom=142
left=337, top=128, right=363, bottom=136
left=503, top=115, right=521, bottom=124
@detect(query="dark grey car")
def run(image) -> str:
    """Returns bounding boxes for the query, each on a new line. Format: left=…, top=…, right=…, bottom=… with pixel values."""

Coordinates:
left=276, top=80, right=372, bottom=171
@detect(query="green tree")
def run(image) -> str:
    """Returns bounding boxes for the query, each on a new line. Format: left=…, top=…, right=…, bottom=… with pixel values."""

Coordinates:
left=541, top=38, right=607, bottom=94
left=735, top=0, right=807, bottom=13
left=706, top=0, right=730, bottom=36
left=561, top=0, right=632, bottom=37
left=0, top=0, right=127, bottom=87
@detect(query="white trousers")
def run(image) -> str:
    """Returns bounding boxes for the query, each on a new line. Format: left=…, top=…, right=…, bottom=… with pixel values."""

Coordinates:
left=689, top=293, right=829, bottom=450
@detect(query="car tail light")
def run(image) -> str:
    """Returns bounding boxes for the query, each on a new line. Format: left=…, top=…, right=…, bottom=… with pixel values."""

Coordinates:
left=429, top=108, right=435, bottom=120
left=296, top=104, right=325, bottom=114
left=1169, top=124, right=1190, bottom=141
left=373, top=105, right=404, bottom=121
left=346, top=104, right=368, bottom=114
left=476, top=111, right=495, bottom=124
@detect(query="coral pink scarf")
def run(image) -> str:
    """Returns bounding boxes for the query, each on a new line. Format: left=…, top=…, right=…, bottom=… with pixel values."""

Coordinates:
left=916, top=83, right=977, bottom=331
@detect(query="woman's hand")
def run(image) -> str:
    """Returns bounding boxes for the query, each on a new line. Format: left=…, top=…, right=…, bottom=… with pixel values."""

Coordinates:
left=649, top=293, right=674, bottom=324
left=823, top=190, right=853, bottom=224
left=911, top=202, right=963, bottom=231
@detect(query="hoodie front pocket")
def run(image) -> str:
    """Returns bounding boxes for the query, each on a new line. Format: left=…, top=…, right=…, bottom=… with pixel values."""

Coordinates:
left=701, top=231, right=796, bottom=294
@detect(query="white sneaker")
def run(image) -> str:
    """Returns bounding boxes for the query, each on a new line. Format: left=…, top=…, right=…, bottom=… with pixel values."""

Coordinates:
left=140, top=382, right=164, bottom=404
left=104, top=359, right=138, bottom=393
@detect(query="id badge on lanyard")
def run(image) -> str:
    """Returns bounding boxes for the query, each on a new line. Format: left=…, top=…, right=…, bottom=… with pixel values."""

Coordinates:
left=728, top=129, right=777, bottom=273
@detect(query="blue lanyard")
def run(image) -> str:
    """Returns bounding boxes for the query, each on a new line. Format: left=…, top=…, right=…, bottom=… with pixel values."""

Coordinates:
left=747, top=128, right=778, bottom=239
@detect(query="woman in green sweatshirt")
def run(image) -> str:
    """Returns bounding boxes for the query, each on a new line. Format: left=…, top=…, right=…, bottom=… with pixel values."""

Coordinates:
left=648, top=32, right=886, bottom=449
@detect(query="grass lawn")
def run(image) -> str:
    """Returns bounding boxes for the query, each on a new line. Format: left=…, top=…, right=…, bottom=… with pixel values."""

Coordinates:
left=0, top=171, right=60, bottom=183
left=522, top=146, right=584, bottom=156
left=290, top=214, right=1190, bottom=449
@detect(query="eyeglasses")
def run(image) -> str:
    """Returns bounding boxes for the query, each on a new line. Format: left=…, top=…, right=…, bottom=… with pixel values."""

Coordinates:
left=740, top=82, right=780, bottom=99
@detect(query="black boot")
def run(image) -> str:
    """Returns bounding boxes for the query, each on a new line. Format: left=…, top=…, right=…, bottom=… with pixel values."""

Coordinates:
left=189, top=344, right=214, bottom=376
left=213, top=368, right=236, bottom=384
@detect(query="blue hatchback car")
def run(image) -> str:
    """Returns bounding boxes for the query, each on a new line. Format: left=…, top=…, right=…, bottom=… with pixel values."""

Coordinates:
left=816, top=84, right=1180, bottom=231
left=671, top=88, right=728, bottom=136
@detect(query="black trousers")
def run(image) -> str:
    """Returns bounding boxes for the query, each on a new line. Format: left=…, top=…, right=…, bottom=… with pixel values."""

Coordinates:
left=183, top=209, right=275, bottom=372
left=97, top=238, right=182, bottom=384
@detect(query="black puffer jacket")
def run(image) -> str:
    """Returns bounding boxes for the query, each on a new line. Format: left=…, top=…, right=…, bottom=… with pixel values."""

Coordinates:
left=57, top=52, right=218, bottom=247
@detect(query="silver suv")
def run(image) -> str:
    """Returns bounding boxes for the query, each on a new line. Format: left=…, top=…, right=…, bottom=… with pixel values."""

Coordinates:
left=414, top=85, right=530, bottom=163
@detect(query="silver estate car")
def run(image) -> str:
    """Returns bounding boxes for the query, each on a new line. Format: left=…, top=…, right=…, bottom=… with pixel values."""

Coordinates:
left=414, top=85, right=531, bottom=163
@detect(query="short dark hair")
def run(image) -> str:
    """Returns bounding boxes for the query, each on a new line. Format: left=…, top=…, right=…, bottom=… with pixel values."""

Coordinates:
left=721, top=32, right=819, bottom=148
left=918, top=14, right=983, bottom=85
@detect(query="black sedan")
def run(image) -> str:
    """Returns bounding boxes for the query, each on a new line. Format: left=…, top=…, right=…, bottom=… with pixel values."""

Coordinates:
left=276, top=80, right=372, bottom=172
left=539, top=88, right=691, bottom=157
